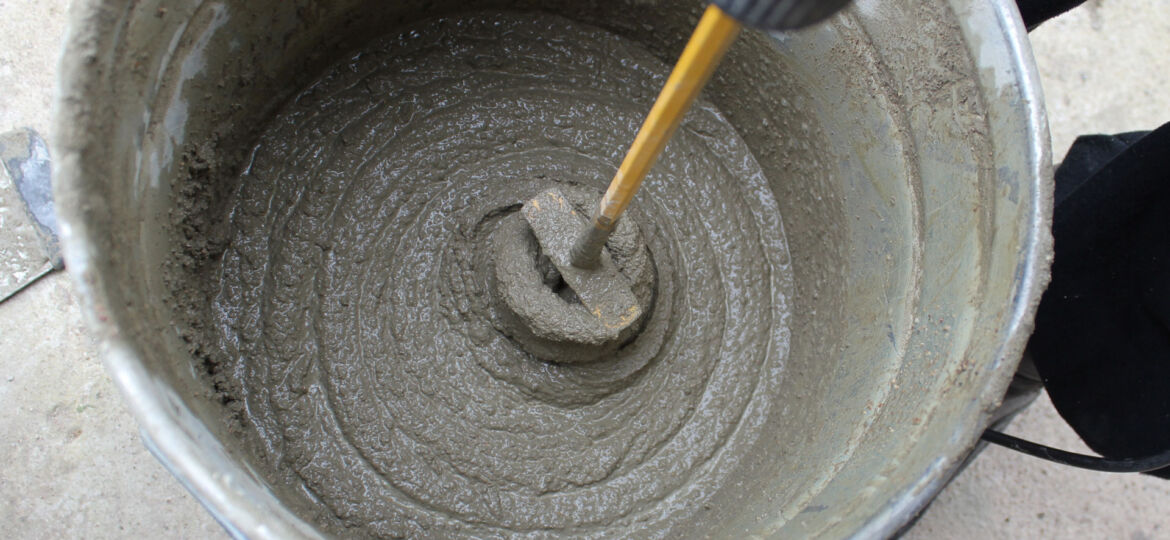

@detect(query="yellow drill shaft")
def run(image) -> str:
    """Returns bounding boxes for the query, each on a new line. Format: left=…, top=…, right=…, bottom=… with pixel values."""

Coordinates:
left=571, top=4, right=742, bottom=268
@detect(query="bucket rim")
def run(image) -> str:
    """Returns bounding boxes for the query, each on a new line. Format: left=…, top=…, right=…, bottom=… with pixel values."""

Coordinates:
left=49, top=0, right=1053, bottom=537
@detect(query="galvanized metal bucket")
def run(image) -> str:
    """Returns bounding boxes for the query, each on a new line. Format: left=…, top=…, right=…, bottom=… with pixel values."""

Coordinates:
left=52, top=0, right=1051, bottom=537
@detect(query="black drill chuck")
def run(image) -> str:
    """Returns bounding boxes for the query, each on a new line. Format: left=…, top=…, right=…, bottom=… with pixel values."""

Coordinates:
left=712, top=0, right=851, bottom=31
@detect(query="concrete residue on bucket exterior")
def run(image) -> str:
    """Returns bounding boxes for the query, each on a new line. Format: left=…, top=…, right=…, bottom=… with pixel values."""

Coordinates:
left=50, top=0, right=1051, bottom=538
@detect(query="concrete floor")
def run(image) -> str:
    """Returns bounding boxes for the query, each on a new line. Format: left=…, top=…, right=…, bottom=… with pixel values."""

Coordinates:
left=1, top=0, right=1167, bottom=537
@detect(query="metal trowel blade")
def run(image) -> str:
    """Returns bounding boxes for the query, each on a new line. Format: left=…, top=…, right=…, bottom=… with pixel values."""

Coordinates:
left=0, top=129, right=60, bottom=303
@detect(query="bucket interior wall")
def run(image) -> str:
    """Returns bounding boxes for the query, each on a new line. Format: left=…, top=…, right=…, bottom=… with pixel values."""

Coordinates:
left=53, top=0, right=1050, bottom=537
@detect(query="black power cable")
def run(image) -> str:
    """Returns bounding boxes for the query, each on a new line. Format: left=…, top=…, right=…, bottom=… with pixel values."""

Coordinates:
left=982, top=429, right=1170, bottom=473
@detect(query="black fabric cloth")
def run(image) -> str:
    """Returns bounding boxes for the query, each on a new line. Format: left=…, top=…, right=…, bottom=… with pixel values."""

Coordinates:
left=1016, top=0, right=1087, bottom=30
left=1027, top=124, right=1170, bottom=478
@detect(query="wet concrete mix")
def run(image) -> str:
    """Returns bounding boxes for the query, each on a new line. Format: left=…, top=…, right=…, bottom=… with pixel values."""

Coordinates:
left=208, top=11, right=794, bottom=538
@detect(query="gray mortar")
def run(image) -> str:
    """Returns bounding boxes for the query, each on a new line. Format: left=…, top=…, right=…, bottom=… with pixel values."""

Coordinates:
left=207, top=13, right=791, bottom=536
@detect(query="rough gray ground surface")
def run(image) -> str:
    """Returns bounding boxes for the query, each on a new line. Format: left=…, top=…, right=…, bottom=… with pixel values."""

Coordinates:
left=0, top=0, right=1166, bottom=537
